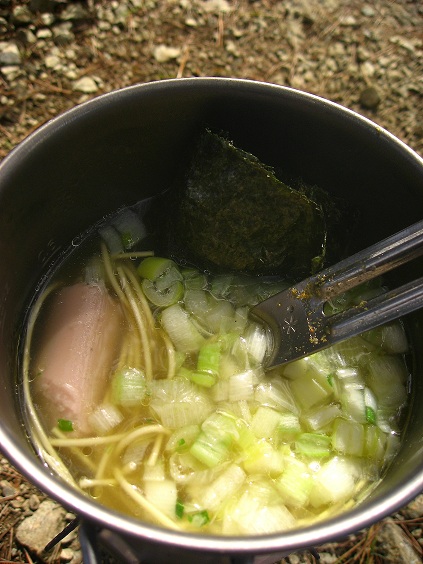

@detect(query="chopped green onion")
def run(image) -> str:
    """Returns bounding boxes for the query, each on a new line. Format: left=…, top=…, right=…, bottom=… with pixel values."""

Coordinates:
left=189, top=371, right=217, bottom=388
left=175, top=499, right=185, bottom=519
left=365, top=406, right=376, bottom=425
left=327, top=373, right=335, bottom=387
left=295, top=433, right=332, bottom=458
left=188, top=510, right=210, bottom=527
left=137, top=256, right=178, bottom=280
left=197, top=342, right=221, bottom=376
left=142, top=278, right=184, bottom=307
left=190, top=431, right=231, bottom=468
left=189, top=416, right=235, bottom=468
left=57, top=418, right=73, bottom=432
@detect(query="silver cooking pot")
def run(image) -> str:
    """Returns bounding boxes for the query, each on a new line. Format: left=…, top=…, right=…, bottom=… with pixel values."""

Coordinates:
left=0, top=78, right=422, bottom=563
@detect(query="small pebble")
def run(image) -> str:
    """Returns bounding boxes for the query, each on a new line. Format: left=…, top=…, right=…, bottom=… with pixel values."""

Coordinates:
left=362, top=6, right=376, bottom=17
left=0, top=42, right=21, bottom=66
left=1, top=480, right=17, bottom=497
left=359, top=86, right=381, bottom=109
left=59, top=547, right=74, bottom=562
left=73, top=76, right=98, bottom=93
left=153, top=44, right=180, bottom=63
left=29, top=493, right=40, bottom=510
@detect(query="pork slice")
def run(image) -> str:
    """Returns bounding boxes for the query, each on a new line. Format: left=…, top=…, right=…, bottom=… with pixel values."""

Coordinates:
left=33, top=282, right=124, bottom=436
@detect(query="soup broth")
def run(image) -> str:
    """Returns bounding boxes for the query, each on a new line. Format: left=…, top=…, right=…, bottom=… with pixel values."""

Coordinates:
left=23, top=205, right=410, bottom=536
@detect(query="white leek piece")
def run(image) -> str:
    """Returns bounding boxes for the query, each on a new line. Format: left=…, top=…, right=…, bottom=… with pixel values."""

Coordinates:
left=112, top=367, right=148, bottom=408
left=242, top=439, right=285, bottom=476
left=144, top=479, right=178, bottom=518
left=332, top=419, right=364, bottom=457
left=254, top=378, right=299, bottom=414
left=303, top=404, right=342, bottom=431
left=223, top=486, right=294, bottom=534
left=112, top=209, right=147, bottom=249
left=290, top=370, right=333, bottom=410
left=251, top=406, right=285, bottom=440
left=367, top=355, right=408, bottom=410
left=197, top=464, right=246, bottom=512
left=276, top=458, right=313, bottom=508
left=88, top=403, right=124, bottom=435
left=161, top=304, right=205, bottom=353
left=309, top=457, right=358, bottom=508
left=229, top=370, right=254, bottom=402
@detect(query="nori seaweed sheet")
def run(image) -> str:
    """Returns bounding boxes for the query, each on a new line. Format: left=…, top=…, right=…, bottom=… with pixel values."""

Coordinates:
left=171, top=130, right=335, bottom=278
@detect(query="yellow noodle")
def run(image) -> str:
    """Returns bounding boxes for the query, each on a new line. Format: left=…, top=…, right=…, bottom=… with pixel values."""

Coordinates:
left=79, top=477, right=117, bottom=489
left=121, top=263, right=156, bottom=330
left=113, top=468, right=181, bottom=531
left=101, top=241, right=127, bottom=304
left=159, top=329, right=176, bottom=379
left=114, top=425, right=170, bottom=458
left=111, top=251, right=154, bottom=260
left=51, top=428, right=97, bottom=473
left=49, top=432, right=127, bottom=448
left=117, top=266, right=153, bottom=380
left=147, top=433, right=164, bottom=467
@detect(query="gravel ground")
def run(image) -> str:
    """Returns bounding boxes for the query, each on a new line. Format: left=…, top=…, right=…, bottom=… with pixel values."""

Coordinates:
left=0, top=1, right=423, bottom=563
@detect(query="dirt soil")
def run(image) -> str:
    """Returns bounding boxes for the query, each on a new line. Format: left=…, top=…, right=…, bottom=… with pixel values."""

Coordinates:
left=0, top=0, right=422, bottom=563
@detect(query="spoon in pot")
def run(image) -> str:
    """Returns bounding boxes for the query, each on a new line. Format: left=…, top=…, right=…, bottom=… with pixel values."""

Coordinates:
left=250, top=219, right=423, bottom=369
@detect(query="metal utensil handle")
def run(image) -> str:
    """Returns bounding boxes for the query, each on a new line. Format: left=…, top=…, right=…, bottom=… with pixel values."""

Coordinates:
left=328, top=276, right=423, bottom=341
left=317, top=219, right=423, bottom=299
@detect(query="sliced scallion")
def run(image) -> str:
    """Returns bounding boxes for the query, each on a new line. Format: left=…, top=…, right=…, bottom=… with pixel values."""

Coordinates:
left=142, top=278, right=184, bottom=307
left=188, top=510, right=210, bottom=527
left=57, top=419, right=73, bottom=432
left=175, top=499, right=185, bottom=519
left=197, top=341, right=221, bottom=376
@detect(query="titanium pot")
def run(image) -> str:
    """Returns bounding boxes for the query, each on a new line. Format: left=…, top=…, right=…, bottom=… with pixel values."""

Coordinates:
left=0, top=78, right=422, bottom=564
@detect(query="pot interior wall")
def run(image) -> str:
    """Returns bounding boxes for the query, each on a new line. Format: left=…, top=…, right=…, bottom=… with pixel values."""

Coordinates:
left=0, top=79, right=422, bottom=552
